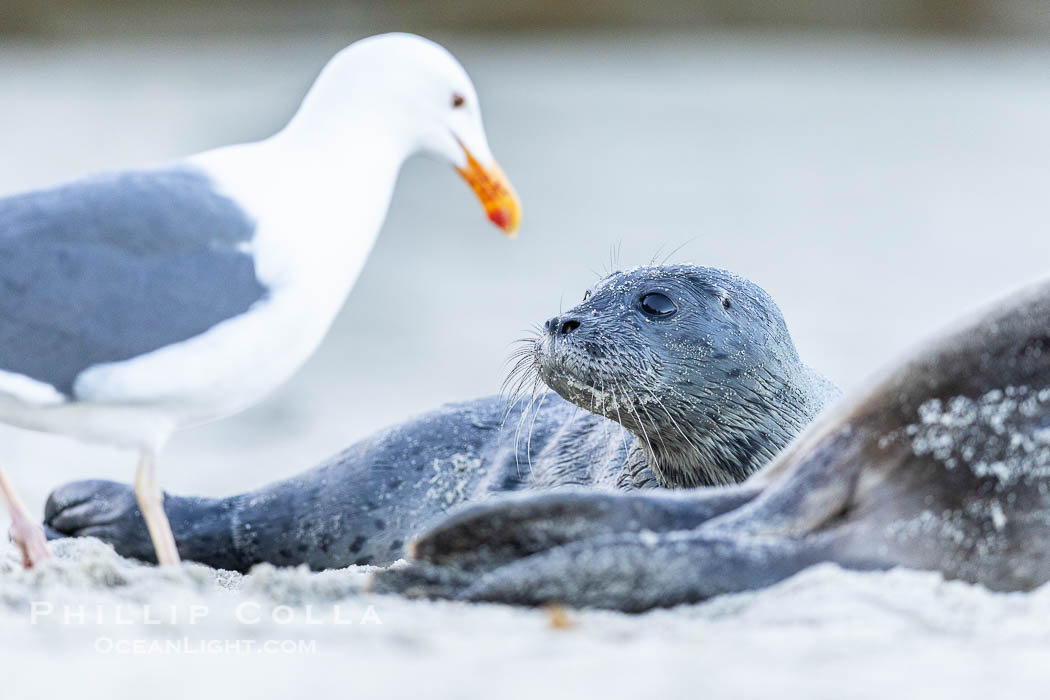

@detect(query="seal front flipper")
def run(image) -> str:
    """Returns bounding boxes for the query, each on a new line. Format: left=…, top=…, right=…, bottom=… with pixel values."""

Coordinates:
left=381, top=530, right=845, bottom=611
left=406, top=484, right=764, bottom=572
left=45, top=479, right=241, bottom=569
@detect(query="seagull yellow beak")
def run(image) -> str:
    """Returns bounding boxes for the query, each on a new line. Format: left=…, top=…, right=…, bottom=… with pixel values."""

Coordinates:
left=456, top=144, right=521, bottom=237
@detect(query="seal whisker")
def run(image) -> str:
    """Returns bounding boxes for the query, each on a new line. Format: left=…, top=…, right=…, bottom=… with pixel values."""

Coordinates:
left=658, top=238, right=697, bottom=267
left=501, top=357, right=529, bottom=376
left=513, top=377, right=545, bottom=477
left=649, top=394, right=717, bottom=484
left=499, top=335, right=542, bottom=426
left=613, top=379, right=658, bottom=472
left=502, top=347, right=536, bottom=368
left=511, top=382, right=536, bottom=474
left=525, top=388, right=550, bottom=470
left=651, top=392, right=705, bottom=456
left=636, top=401, right=672, bottom=458
left=604, top=241, right=623, bottom=277
left=628, top=404, right=657, bottom=470
left=499, top=368, right=533, bottom=425
left=598, top=378, right=615, bottom=458
left=649, top=243, right=667, bottom=268
left=609, top=385, right=632, bottom=459
left=500, top=356, right=536, bottom=399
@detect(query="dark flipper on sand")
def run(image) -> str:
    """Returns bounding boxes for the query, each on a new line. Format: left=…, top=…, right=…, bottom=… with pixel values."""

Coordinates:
left=375, top=529, right=851, bottom=611
left=406, top=484, right=764, bottom=573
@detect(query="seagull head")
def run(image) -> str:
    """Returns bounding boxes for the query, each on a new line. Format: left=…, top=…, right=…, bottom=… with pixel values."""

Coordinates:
left=294, top=33, right=521, bottom=236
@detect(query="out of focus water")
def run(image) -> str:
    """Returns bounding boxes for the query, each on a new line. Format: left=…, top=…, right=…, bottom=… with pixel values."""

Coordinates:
left=2, top=30, right=1050, bottom=520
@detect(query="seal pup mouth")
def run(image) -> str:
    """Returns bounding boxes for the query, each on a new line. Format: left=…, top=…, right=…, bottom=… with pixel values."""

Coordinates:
left=531, top=322, right=655, bottom=423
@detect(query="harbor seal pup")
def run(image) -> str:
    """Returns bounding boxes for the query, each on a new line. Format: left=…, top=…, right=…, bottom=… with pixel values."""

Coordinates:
left=371, top=276, right=1050, bottom=611
left=43, top=265, right=831, bottom=571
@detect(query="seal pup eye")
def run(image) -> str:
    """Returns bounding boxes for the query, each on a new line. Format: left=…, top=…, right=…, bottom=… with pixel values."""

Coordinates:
left=639, top=292, right=676, bottom=317
left=722, top=297, right=732, bottom=310
left=452, top=93, right=466, bottom=108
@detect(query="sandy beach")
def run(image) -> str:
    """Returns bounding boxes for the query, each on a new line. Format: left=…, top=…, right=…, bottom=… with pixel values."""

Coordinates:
left=5, top=537, right=1050, bottom=699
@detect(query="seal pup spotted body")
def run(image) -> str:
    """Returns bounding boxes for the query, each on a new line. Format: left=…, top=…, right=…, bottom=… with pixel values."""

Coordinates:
left=44, top=265, right=831, bottom=571
left=371, top=277, right=1050, bottom=611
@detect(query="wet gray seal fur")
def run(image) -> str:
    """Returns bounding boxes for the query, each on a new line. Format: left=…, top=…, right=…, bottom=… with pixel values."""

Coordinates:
left=370, top=276, right=1050, bottom=611
left=43, top=264, right=831, bottom=571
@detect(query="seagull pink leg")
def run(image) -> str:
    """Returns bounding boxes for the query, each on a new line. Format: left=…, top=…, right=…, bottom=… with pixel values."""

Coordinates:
left=134, top=451, right=180, bottom=566
left=0, top=467, right=50, bottom=567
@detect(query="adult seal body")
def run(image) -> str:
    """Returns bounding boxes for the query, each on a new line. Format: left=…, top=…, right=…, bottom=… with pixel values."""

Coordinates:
left=44, top=265, right=831, bottom=571
left=372, top=277, right=1050, bottom=611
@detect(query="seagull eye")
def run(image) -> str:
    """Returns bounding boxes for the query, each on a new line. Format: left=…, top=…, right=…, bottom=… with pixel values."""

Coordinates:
left=639, top=292, right=676, bottom=318
left=452, top=93, right=466, bottom=108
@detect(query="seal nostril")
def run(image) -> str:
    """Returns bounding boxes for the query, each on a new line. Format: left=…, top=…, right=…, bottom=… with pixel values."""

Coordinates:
left=560, top=320, right=580, bottom=335
left=545, top=317, right=559, bottom=334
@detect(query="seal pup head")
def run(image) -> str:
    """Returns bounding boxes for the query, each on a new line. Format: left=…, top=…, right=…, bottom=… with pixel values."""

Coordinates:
left=516, top=264, right=833, bottom=488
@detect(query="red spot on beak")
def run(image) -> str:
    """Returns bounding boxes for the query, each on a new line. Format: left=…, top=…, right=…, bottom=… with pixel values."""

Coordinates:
left=488, top=208, right=510, bottom=229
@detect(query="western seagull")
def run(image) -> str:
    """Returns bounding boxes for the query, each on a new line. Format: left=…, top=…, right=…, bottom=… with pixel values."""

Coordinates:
left=0, top=33, right=521, bottom=568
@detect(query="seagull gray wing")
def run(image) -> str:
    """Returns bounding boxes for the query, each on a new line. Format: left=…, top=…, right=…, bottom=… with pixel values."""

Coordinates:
left=0, top=167, right=268, bottom=399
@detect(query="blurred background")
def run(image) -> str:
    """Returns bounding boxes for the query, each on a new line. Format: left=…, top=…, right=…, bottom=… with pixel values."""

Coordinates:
left=2, top=1, right=1050, bottom=522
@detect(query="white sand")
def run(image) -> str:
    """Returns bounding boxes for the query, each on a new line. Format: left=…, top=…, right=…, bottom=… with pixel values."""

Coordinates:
left=4, top=539, right=1050, bottom=698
